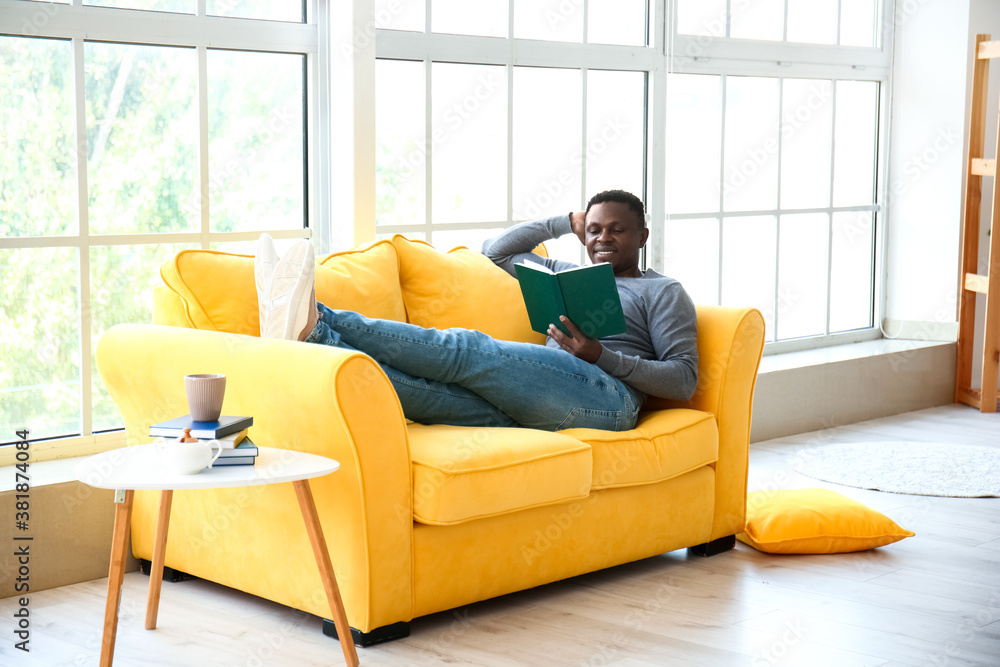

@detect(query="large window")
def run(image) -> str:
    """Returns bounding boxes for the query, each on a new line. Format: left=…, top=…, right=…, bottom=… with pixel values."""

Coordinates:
left=0, top=2, right=318, bottom=443
left=664, top=74, right=880, bottom=343
left=1, top=0, right=891, bottom=447
left=374, top=0, right=652, bottom=259
left=375, top=59, right=646, bottom=254
left=665, top=1, right=886, bottom=346
left=375, top=0, right=889, bottom=350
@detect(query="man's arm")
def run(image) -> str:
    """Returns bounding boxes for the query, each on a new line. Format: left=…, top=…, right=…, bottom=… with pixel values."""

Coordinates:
left=482, top=214, right=584, bottom=277
left=595, top=281, right=699, bottom=402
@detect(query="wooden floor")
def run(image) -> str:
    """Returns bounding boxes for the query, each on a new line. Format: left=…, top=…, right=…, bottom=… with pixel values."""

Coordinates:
left=4, top=404, right=999, bottom=666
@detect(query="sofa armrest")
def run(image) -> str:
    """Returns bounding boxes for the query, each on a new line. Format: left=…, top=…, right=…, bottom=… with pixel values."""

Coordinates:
left=96, top=324, right=414, bottom=631
left=645, top=305, right=765, bottom=541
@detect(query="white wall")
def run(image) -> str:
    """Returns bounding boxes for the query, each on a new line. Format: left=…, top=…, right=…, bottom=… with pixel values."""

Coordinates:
left=884, top=0, right=970, bottom=338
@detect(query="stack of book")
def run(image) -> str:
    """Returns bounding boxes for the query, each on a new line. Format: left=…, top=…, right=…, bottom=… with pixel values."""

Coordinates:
left=149, top=415, right=258, bottom=467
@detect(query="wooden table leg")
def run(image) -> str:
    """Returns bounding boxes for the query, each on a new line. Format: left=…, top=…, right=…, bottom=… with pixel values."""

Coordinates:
left=293, top=480, right=360, bottom=667
left=145, top=489, right=173, bottom=630
left=100, top=489, right=134, bottom=667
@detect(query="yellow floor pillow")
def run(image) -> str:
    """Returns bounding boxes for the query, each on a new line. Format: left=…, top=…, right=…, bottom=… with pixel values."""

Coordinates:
left=737, top=488, right=914, bottom=554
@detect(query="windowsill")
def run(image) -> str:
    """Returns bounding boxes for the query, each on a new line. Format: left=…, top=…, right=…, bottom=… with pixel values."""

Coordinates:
left=0, top=431, right=126, bottom=491
left=758, top=337, right=952, bottom=374
left=0, top=457, right=87, bottom=493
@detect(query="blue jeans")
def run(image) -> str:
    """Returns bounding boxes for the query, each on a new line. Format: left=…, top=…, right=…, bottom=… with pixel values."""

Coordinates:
left=304, top=304, right=640, bottom=431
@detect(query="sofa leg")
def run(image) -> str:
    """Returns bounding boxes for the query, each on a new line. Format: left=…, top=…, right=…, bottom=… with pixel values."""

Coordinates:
left=137, top=559, right=196, bottom=583
left=322, top=619, right=410, bottom=647
left=688, top=535, right=736, bottom=557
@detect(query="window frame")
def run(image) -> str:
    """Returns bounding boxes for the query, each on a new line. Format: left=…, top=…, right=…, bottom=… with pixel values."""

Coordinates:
left=373, top=0, right=893, bottom=355
left=661, top=0, right=893, bottom=354
left=0, top=0, right=326, bottom=450
left=373, top=5, right=659, bottom=261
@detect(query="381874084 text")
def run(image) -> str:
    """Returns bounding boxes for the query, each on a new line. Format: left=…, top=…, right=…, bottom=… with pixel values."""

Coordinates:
left=12, top=429, right=32, bottom=653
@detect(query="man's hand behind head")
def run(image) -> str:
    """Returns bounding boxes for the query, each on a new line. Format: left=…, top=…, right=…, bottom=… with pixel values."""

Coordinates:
left=570, top=211, right=587, bottom=246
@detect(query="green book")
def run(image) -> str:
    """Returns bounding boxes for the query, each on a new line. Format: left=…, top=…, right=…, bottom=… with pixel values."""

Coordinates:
left=513, top=261, right=626, bottom=339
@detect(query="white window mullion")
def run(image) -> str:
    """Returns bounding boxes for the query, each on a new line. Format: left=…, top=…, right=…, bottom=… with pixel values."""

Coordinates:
left=579, top=67, right=589, bottom=265
left=0, top=3, right=316, bottom=52
left=648, top=0, right=667, bottom=273
left=836, top=0, right=843, bottom=46
left=717, top=74, right=727, bottom=306
left=874, top=79, right=890, bottom=332
left=668, top=36, right=889, bottom=75
left=507, top=0, right=515, bottom=225
left=424, top=0, right=433, bottom=237
left=506, top=63, right=514, bottom=226
left=825, top=82, right=838, bottom=335
left=424, top=58, right=433, bottom=235
left=663, top=0, right=674, bottom=59
left=774, top=78, right=784, bottom=339
left=580, top=67, right=588, bottom=205
left=648, top=68, right=667, bottom=273
left=73, top=37, right=93, bottom=438
left=198, top=45, right=210, bottom=248
left=309, top=0, right=330, bottom=252
left=666, top=204, right=876, bottom=220
left=782, top=0, right=789, bottom=42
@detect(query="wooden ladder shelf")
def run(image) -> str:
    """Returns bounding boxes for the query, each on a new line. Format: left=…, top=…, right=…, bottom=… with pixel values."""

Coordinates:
left=957, top=34, right=1000, bottom=412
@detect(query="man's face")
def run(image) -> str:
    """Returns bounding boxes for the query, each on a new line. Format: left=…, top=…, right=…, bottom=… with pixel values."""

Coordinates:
left=584, top=201, right=649, bottom=278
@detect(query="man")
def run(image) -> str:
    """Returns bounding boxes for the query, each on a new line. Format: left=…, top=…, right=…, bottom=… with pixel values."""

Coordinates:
left=255, top=189, right=697, bottom=432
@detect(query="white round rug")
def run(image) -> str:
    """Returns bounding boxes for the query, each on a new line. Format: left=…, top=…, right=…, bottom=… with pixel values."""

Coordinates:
left=788, top=441, right=1000, bottom=497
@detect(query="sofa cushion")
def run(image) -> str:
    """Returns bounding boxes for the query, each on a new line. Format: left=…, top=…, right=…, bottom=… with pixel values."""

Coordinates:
left=407, top=423, right=592, bottom=525
left=159, top=250, right=261, bottom=335
left=317, top=239, right=408, bottom=322
left=391, top=235, right=545, bottom=344
left=560, top=409, right=718, bottom=490
left=158, top=240, right=406, bottom=335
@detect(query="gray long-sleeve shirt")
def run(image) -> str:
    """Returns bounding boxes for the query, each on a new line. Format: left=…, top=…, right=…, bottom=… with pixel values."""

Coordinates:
left=482, top=215, right=699, bottom=405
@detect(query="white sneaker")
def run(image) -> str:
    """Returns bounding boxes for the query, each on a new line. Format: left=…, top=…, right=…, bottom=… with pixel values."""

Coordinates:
left=255, top=233, right=279, bottom=334
left=255, top=235, right=315, bottom=340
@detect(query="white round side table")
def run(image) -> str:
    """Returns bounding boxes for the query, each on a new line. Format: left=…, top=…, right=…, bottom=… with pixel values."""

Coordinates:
left=76, top=445, right=359, bottom=667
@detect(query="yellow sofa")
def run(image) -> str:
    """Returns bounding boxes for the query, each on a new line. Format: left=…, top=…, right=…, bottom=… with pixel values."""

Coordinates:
left=96, top=235, right=765, bottom=646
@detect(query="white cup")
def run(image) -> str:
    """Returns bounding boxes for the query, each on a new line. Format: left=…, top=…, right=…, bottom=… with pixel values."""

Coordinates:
left=154, top=438, right=223, bottom=475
